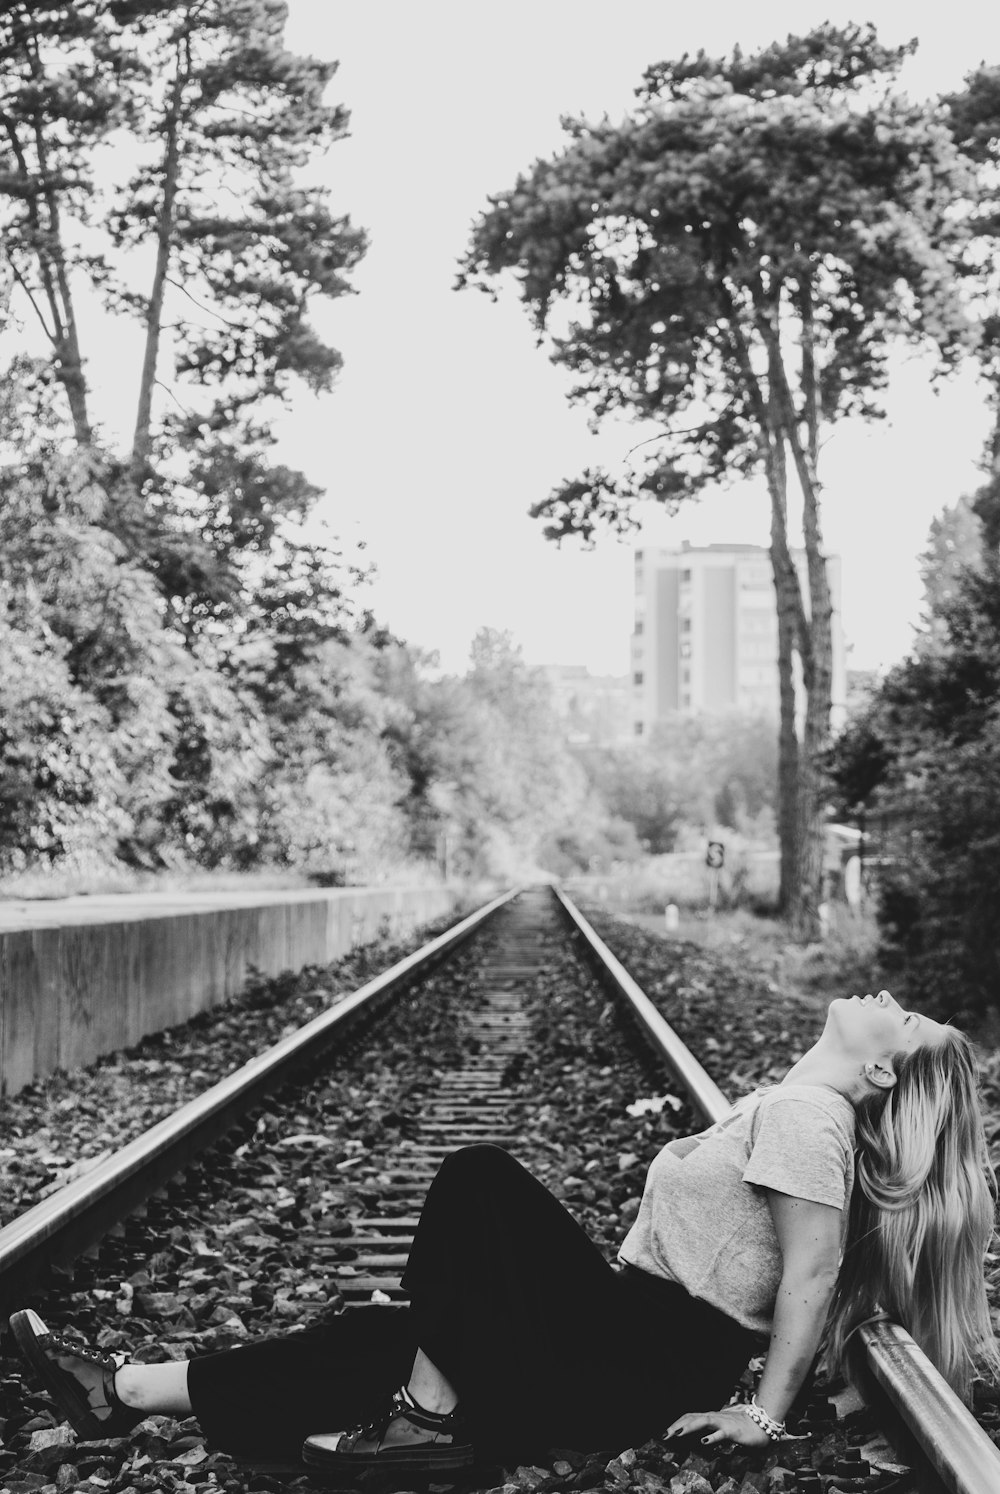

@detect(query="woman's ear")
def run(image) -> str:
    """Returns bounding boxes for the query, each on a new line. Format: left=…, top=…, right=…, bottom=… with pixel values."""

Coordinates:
left=864, top=1060, right=897, bottom=1090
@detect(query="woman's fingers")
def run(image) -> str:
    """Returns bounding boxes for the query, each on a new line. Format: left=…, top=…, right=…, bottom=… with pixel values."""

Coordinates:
left=665, top=1413, right=717, bottom=1438
left=667, top=1421, right=731, bottom=1447
left=665, top=1409, right=770, bottom=1448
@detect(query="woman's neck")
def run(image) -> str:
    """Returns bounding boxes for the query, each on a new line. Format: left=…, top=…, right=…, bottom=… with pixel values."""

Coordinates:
left=780, top=1047, right=864, bottom=1105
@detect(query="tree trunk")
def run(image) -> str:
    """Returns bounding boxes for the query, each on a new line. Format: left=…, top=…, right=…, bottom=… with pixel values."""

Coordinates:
left=794, top=484, right=834, bottom=939
left=1, top=111, right=92, bottom=443
left=773, top=550, right=801, bottom=914
left=23, top=27, right=93, bottom=443
left=764, top=394, right=800, bottom=914
left=131, top=54, right=186, bottom=484
left=726, top=299, right=810, bottom=916
left=763, top=311, right=835, bottom=940
left=795, top=685, right=831, bottom=935
left=33, top=123, right=92, bottom=444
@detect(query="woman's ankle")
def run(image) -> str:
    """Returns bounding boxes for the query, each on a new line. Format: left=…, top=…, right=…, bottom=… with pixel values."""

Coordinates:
left=405, top=1347, right=459, bottom=1416
left=403, top=1381, right=458, bottom=1416
left=113, top=1362, right=192, bottom=1416
left=112, top=1366, right=143, bottom=1410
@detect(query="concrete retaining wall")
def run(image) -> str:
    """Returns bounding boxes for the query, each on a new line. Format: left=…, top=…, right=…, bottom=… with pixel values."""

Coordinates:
left=0, top=886, right=458, bottom=1096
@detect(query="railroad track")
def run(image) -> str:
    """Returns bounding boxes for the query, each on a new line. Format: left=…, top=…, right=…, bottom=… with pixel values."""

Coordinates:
left=0, top=888, right=997, bottom=1494
left=298, top=900, right=540, bottom=1306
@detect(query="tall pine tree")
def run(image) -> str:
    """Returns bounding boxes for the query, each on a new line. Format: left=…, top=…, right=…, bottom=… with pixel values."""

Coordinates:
left=460, top=24, right=973, bottom=934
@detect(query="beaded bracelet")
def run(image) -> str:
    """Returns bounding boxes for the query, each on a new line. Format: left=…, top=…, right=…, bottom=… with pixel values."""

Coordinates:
left=740, top=1394, right=786, bottom=1441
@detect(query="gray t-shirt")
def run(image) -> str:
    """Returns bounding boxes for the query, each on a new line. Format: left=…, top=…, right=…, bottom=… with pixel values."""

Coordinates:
left=617, top=1084, right=856, bottom=1336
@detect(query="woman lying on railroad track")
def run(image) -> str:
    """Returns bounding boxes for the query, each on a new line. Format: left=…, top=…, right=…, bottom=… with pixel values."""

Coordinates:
left=10, top=988, right=1000, bottom=1478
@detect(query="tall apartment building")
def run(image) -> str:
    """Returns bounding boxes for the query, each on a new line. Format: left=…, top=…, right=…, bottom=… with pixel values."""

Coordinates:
left=631, top=542, right=845, bottom=735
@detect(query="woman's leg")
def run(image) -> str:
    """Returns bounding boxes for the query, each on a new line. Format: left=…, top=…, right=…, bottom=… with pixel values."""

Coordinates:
left=186, top=1304, right=418, bottom=1457
left=117, top=1337, right=461, bottom=1438
left=302, top=1145, right=626, bottom=1473
left=399, top=1144, right=629, bottom=1456
left=114, top=1361, right=191, bottom=1415
left=10, top=1304, right=416, bottom=1458
left=102, top=1147, right=603, bottom=1453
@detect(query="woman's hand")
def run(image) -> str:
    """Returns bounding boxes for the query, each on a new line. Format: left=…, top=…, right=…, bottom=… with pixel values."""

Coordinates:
left=665, top=1406, right=772, bottom=1448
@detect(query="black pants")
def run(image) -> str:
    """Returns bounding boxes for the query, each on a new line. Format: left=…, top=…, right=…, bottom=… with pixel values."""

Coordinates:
left=187, top=1145, right=757, bottom=1460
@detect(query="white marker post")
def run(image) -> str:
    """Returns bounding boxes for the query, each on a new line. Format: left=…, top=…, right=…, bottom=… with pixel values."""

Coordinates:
left=705, top=841, right=725, bottom=912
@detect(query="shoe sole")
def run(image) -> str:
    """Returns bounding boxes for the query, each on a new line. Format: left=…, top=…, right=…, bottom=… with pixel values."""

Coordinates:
left=8, top=1310, right=104, bottom=1441
left=230, top=1454, right=310, bottom=1475
left=304, top=1462, right=501, bottom=1494
left=301, top=1443, right=475, bottom=1474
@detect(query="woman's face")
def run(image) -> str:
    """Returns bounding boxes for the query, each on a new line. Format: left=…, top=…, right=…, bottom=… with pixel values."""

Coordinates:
left=826, top=989, right=947, bottom=1063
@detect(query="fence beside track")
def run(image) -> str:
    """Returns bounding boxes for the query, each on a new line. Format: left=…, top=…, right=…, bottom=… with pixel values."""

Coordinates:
left=0, top=886, right=520, bottom=1318
left=553, top=885, right=1000, bottom=1494
left=0, top=883, right=463, bottom=1095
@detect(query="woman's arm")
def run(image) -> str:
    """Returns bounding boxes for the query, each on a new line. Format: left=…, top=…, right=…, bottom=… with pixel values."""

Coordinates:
left=755, top=1191, right=842, bottom=1422
left=666, top=1191, right=843, bottom=1447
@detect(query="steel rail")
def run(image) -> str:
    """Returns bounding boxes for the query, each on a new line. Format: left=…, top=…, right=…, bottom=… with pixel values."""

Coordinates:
left=0, top=886, right=520, bottom=1315
left=552, top=887, right=731, bottom=1121
left=554, top=887, right=1000, bottom=1494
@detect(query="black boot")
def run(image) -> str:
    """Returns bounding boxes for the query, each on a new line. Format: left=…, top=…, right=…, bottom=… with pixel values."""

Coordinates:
left=9, top=1309, right=144, bottom=1441
left=302, top=1386, right=474, bottom=1475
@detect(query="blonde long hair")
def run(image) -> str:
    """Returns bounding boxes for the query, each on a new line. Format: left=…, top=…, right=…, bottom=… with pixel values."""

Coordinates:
left=824, top=1027, right=1000, bottom=1401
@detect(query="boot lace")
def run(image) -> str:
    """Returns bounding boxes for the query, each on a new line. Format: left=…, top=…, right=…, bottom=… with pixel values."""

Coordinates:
left=46, top=1332, right=116, bottom=1369
left=356, top=1388, right=407, bottom=1441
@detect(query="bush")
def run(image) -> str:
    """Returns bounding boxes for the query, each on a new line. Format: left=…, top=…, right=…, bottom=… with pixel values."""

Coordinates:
left=828, top=504, right=1000, bottom=1015
left=871, top=724, right=1000, bottom=1017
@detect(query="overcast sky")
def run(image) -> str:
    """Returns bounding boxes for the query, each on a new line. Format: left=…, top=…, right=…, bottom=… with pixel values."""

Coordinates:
left=82, top=3, right=1000, bottom=677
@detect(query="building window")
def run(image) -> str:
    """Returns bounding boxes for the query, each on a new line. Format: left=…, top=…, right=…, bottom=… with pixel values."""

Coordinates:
left=681, top=568, right=692, bottom=582
left=634, top=720, right=644, bottom=736
left=634, top=619, right=643, bottom=635
left=681, top=667, right=690, bottom=684
left=635, top=549, right=643, bottom=563
left=681, top=616, right=691, bottom=633
left=633, top=671, right=644, bottom=686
